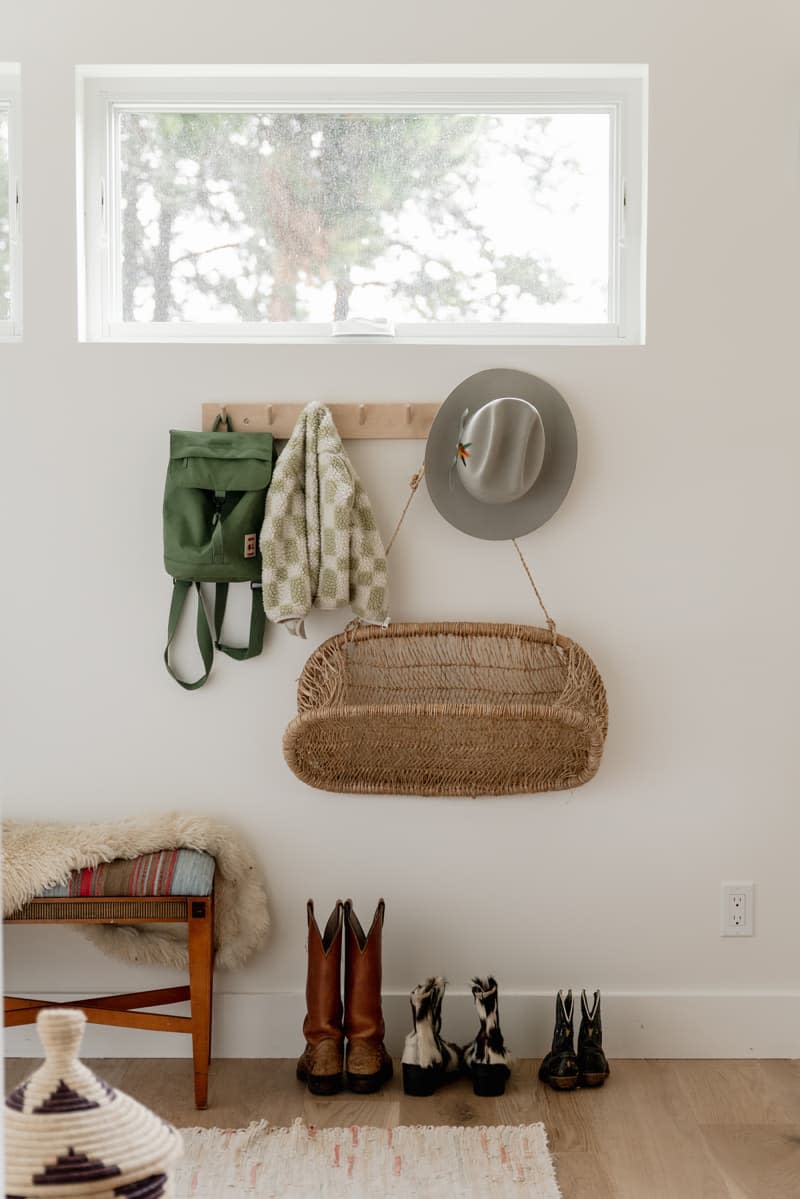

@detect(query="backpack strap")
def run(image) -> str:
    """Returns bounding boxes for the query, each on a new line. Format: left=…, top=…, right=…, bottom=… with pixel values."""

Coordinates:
left=164, top=580, right=214, bottom=690
left=213, top=582, right=266, bottom=661
left=164, top=580, right=265, bottom=689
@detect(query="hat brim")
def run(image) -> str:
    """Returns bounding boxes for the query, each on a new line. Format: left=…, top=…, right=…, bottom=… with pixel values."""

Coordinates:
left=424, top=368, right=577, bottom=540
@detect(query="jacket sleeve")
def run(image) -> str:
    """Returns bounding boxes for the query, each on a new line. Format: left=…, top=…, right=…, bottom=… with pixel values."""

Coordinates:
left=315, top=411, right=356, bottom=611
left=314, top=406, right=389, bottom=624
left=349, top=474, right=389, bottom=625
left=259, top=415, right=312, bottom=635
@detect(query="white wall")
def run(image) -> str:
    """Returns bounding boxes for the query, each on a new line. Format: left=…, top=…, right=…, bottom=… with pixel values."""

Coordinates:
left=3, top=0, right=800, bottom=1060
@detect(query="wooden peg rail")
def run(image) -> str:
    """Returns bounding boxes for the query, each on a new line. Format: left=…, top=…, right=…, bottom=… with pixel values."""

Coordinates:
left=201, top=402, right=439, bottom=439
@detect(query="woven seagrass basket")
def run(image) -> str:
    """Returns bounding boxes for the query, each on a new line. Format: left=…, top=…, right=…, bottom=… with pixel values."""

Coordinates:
left=284, top=465, right=608, bottom=797
left=284, top=620, right=608, bottom=797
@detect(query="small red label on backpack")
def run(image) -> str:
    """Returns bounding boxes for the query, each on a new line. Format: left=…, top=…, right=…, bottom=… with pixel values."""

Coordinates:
left=244, top=533, right=257, bottom=559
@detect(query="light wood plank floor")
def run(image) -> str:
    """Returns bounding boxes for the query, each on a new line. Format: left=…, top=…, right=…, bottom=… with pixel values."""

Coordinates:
left=6, top=1058, right=800, bottom=1198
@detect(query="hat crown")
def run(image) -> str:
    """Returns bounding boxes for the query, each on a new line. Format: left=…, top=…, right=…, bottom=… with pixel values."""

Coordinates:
left=458, top=396, right=545, bottom=505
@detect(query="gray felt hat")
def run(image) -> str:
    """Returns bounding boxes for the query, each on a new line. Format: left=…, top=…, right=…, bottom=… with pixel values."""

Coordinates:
left=424, top=368, right=578, bottom=540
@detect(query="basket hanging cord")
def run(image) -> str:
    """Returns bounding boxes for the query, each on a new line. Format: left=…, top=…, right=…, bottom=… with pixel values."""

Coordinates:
left=384, top=463, right=426, bottom=557
left=383, top=464, right=558, bottom=643
left=341, top=465, right=425, bottom=638
left=512, top=539, right=558, bottom=643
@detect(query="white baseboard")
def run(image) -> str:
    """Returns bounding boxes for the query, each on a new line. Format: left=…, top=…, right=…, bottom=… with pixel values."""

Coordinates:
left=5, top=991, right=799, bottom=1059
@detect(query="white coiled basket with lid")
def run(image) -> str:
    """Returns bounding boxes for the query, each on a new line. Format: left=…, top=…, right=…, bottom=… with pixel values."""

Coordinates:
left=5, top=1008, right=182, bottom=1198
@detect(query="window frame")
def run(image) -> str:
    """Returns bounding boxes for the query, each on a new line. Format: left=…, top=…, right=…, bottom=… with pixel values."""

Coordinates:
left=77, top=65, right=647, bottom=345
left=0, top=64, right=22, bottom=341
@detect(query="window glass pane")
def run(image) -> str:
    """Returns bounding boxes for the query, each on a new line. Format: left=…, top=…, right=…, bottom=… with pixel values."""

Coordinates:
left=0, top=109, right=10, bottom=323
left=118, top=110, right=609, bottom=326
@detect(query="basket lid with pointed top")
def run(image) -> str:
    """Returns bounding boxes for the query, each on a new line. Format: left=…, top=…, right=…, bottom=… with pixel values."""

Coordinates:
left=5, top=1009, right=182, bottom=1197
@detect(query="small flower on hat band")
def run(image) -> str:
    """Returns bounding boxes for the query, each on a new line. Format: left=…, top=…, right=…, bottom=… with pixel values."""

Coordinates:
left=449, top=408, right=472, bottom=488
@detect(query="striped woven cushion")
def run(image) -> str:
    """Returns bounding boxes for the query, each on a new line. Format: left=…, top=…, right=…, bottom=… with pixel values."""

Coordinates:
left=38, top=850, right=215, bottom=898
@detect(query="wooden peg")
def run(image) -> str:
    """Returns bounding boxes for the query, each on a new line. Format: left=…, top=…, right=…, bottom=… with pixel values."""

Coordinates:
left=358, top=404, right=366, bottom=426
left=266, top=405, right=274, bottom=426
left=405, top=404, right=413, bottom=424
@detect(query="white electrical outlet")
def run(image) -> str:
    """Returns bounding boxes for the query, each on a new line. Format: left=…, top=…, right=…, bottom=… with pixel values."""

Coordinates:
left=721, top=882, right=754, bottom=936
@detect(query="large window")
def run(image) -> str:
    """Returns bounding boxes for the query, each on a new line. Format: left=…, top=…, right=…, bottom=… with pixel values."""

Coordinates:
left=0, top=65, right=21, bottom=338
left=79, top=67, right=647, bottom=343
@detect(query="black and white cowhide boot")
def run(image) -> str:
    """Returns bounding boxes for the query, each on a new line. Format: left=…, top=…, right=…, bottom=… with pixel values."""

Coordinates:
left=401, top=977, right=462, bottom=1096
left=463, top=976, right=512, bottom=1096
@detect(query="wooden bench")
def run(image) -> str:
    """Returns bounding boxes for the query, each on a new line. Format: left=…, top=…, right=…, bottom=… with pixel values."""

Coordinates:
left=4, top=891, right=215, bottom=1109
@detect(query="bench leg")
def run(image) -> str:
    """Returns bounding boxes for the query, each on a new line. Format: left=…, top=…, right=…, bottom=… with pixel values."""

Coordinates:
left=188, top=896, right=214, bottom=1109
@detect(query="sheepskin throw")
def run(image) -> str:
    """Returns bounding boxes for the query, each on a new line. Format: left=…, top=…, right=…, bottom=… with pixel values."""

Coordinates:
left=260, top=402, right=389, bottom=636
left=2, top=813, right=269, bottom=971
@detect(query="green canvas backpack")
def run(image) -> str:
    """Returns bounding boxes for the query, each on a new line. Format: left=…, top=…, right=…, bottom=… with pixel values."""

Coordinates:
left=163, top=415, right=274, bottom=689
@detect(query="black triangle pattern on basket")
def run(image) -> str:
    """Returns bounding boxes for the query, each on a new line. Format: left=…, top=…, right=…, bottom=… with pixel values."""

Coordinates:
left=34, top=1147, right=121, bottom=1184
left=33, top=1079, right=100, bottom=1113
left=5, top=1083, right=27, bottom=1112
left=114, top=1176, right=169, bottom=1198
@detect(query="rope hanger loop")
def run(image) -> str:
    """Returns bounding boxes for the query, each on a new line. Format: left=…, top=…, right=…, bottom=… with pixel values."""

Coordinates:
left=385, top=463, right=557, bottom=639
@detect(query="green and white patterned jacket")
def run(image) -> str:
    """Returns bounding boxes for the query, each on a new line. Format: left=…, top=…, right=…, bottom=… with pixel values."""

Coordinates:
left=260, top=403, right=389, bottom=635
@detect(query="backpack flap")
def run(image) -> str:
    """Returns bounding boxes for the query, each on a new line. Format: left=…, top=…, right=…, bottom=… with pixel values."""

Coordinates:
left=170, top=429, right=274, bottom=464
left=170, top=430, right=273, bottom=493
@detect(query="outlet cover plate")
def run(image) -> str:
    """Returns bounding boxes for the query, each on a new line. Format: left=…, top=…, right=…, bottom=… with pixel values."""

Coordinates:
left=721, top=881, right=754, bottom=937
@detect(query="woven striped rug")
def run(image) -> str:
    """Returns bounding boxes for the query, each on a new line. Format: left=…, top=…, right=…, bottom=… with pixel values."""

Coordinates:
left=174, top=1119, right=562, bottom=1198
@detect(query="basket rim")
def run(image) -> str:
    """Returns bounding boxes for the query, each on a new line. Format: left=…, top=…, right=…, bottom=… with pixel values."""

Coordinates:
left=286, top=698, right=602, bottom=729
left=324, top=620, right=575, bottom=649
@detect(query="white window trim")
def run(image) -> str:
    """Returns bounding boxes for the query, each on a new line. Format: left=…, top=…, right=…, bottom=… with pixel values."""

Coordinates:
left=77, top=65, right=648, bottom=346
left=0, top=64, right=22, bottom=341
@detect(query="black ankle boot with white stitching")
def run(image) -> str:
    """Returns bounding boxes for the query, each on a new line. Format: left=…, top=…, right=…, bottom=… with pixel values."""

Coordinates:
left=463, top=976, right=512, bottom=1097
left=577, top=989, right=610, bottom=1087
left=538, top=990, right=580, bottom=1091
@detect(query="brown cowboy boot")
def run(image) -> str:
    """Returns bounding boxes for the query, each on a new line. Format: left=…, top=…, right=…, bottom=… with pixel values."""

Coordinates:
left=343, top=899, right=393, bottom=1093
left=296, top=900, right=344, bottom=1095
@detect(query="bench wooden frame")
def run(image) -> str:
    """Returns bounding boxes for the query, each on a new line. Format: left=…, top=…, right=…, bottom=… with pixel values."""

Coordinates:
left=3, top=894, right=215, bottom=1109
